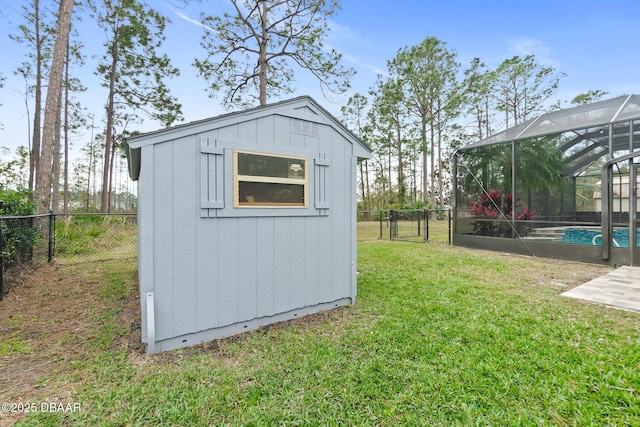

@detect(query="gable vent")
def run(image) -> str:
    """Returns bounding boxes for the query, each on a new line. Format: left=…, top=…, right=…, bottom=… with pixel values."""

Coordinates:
left=291, top=118, right=319, bottom=137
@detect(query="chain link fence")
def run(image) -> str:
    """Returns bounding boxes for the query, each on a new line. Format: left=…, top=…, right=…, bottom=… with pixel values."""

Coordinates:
left=0, top=213, right=136, bottom=300
left=2, top=209, right=449, bottom=299
left=0, top=214, right=53, bottom=299
left=357, top=209, right=451, bottom=243
left=54, top=214, right=137, bottom=264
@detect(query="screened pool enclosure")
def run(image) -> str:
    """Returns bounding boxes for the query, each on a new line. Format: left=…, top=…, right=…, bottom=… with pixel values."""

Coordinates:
left=453, top=94, right=640, bottom=266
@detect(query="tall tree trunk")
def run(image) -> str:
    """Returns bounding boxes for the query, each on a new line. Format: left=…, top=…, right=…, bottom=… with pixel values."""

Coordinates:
left=258, top=2, right=268, bottom=105
left=36, top=0, right=74, bottom=213
left=359, top=161, right=365, bottom=207
left=436, top=100, right=445, bottom=210
left=429, top=123, right=436, bottom=219
left=29, top=0, right=42, bottom=192
left=51, top=88, right=62, bottom=212
left=396, top=124, right=405, bottom=205
left=412, top=153, right=417, bottom=204
left=86, top=115, right=94, bottom=211
left=108, top=139, right=117, bottom=211
left=364, top=160, right=370, bottom=210
left=437, top=125, right=444, bottom=210
left=484, top=100, right=490, bottom=137
left=101, top=48, right=118, bottom=213
left=421, top=117, right=428, bottom=205
left=22, top=80, right=32, bottom=181
left=63, top=34, right=70, bottom=213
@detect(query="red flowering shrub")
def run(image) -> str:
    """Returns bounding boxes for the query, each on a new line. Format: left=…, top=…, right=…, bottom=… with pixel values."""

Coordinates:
left=469, top=189, right=535, bottom=237
left=516, top=206, right=535, bottom=221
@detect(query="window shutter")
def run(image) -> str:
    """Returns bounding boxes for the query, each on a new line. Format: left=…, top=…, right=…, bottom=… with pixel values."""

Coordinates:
left=314, top=157, right=330, bottom=212
left=200, top=139, right=224, bottom=217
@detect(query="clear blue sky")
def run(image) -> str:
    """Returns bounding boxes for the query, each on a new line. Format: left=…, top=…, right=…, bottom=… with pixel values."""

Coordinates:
left=1, top=0, right=639, bottom=154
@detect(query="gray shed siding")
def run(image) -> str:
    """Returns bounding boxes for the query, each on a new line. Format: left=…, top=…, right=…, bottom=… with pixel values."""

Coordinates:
left=132, top=98, right=368, bottom=353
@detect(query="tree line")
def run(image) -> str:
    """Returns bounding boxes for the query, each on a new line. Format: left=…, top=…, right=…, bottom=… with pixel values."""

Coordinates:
left=3, top=0, right=357, bottom=213
left=340, top=37, right=609, bottom=214
left=1, top=0, right=608, bottom=214
left=5, top=0, right=184, bottom=213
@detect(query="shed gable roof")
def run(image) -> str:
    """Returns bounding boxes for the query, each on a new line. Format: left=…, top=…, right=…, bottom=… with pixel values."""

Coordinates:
left=125, top=96, right=371, bottom=180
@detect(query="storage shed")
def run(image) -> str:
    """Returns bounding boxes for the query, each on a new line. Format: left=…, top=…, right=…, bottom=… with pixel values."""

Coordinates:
left=126, top=96, right=372, bottom=354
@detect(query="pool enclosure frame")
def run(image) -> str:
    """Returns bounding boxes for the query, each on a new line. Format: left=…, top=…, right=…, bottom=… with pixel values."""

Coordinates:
left=453, top=94, right=640, bottom=266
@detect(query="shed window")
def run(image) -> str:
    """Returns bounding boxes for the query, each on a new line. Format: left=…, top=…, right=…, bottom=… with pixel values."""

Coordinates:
left=234, top=151, right=308, bottom=207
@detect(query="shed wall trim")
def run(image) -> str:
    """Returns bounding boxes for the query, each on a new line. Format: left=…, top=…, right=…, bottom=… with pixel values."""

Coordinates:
left=145, top=292, right=156, bottom=355
left=200, top=145, right=224, bottom=155
left=200, top=138, right=225, bottom=217
left=314, top=157, right=330, bottom=210
left=151, top=298, right=352, bottom=354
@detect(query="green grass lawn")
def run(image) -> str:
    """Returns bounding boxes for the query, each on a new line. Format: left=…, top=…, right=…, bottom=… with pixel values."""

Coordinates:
left=10, top=241, right=640, bottom=425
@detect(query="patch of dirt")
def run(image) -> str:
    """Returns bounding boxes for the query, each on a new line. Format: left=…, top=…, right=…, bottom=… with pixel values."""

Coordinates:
left=1, top=264, right=39, bottom=297
left=0, top=259, right=365, bottom=424
left=0, top=261, right=139, bottom=426
left=499, top=253, right=613, bottom=291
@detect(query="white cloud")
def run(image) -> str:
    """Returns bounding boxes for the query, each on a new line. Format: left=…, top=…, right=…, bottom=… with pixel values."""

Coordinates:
left=327, top=20, right=363, bottom=44
left=325, top=19, right=387, bottom=78
left=361, top=63, right=388, bottom=77
left=171, top=9, right=215, bottom=33
left=507, top=36, right=560, bottom=68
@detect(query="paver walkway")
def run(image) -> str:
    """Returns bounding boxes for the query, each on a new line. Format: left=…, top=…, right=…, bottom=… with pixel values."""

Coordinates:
left=562, top=266, right=640, bottom=312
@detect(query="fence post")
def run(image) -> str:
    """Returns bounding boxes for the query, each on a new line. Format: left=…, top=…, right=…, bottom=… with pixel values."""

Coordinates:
left=379, top=210, right=383, bottom=239
left=424, top=209, right=429, bottom=242
left=48, top=211, right=54, bottom=262
left=448, top=209, right=452, bottom=245
left=389, top=210, right=396, bottom=240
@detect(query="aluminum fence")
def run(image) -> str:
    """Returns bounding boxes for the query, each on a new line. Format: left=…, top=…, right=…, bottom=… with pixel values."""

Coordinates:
left=357, top=209, right=451, bottom=243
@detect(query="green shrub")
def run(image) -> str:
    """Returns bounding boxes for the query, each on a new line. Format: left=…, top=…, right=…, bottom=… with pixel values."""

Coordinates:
left=0, top=187, right=40, bottom=268
left=0, top=186, right=36, bottom=216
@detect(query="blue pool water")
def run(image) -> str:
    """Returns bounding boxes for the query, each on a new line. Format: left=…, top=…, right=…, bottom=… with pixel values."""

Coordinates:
left=561, top=228, right=640, bottom=247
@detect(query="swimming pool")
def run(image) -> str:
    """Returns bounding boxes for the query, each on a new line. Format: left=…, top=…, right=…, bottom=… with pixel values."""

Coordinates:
left=561, top=228, right=640, bottom=247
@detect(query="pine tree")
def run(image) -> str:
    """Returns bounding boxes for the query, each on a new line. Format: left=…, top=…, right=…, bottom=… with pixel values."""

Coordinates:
left=92, top=0, right=182, bottom=212
left=194, top=0, right=354, bottom=108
